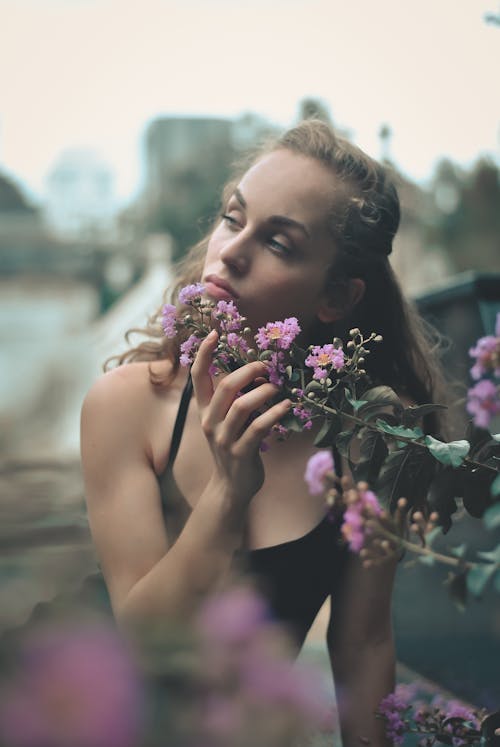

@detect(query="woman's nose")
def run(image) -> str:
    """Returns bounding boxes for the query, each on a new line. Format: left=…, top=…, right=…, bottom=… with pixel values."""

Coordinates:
left=219, top=230, right=252, bottom=274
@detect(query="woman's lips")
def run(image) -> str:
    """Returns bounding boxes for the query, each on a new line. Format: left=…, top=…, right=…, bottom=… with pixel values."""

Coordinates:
left=204, top=277, right=239, bottom=301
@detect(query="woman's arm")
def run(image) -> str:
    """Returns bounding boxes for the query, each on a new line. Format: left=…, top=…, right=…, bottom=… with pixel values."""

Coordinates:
left=81, top=334, right=290, bottom=628
left=327, top=553, right=397, bottom=747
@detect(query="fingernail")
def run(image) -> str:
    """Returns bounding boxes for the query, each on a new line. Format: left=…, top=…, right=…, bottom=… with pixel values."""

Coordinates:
left=206, top=330, right=217, bottom=341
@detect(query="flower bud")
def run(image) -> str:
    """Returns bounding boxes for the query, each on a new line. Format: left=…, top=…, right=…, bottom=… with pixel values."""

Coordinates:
left=243, top=327, right=252, bottom=336
left=358, top=357, right=365, bottom=365
left=347, top=341, right=356, bottom=350
left=219, top=335, right=227, bottom=343
left=349, top=328, right=360, bottom=337
left=184, top=314, right=193, bottom=324
left=307, top=392, right=316, bottom=399
left=247, top=349, right=257, bottom=360
left=374, top=334, right=383, bottom=342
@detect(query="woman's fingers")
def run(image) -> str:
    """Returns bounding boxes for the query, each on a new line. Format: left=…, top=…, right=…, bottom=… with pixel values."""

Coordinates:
left=190, top=330, right=218, bottom=409
left=220, top=382, right=280, bottom=443
left=234, top=398, right=292, bottom=454
left=207, top=361, right=270, bottom=420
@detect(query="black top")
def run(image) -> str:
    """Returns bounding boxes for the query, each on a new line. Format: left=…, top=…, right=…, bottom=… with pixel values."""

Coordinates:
left=158, top=373, right=350, bottom=648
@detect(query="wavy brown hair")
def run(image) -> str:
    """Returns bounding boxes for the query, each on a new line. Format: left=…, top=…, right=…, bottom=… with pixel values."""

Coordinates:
left=106, top=119, right=448, bottom=432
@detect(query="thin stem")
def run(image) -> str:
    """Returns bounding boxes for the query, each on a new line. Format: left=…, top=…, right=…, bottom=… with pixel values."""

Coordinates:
left=369, top=521, right=500, bottom=572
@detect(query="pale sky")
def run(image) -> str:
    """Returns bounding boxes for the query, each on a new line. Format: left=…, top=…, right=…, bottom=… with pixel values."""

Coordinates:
left=1, top=0, right=499, bottom=206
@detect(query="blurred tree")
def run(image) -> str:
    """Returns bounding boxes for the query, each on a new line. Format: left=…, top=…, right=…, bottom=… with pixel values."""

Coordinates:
left=0, top=173, right=37, bottom=214
left=298, top=97, right=333, bottom=124
left=427, top=157, right=500, bottom=273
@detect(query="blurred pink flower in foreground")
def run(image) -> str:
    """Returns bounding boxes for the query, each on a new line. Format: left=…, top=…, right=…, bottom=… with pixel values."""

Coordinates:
left=0, top=624, right=144, bottom=747
left=466, top=378, right=500, bottom=428
left=341, top=487, right=382, bottom=552
left=304, top=450, right=335, bottom=496
left=196, top=586, right=332, bottom=746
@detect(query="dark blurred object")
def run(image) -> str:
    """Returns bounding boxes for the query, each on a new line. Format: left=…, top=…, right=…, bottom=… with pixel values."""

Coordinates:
left=415, top=271, right=500, bottom=432
left=394, top=272, right=500, bottom=710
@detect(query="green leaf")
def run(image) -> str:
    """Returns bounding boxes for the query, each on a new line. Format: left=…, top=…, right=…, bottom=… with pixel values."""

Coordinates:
left=401, top=403, right=448, bottom=428
left=476, top=544, right=500, bottom=564
left=447, top=571, right=467, bottom=612
left=357, top=386, right=403, bottom=420
left=491, top=474, right=500, bottom=497
left=466, top=563, right=497, bottom=597
left=376, top=445, right=437, bottom=513
left=279, top=412, right=306, bottom=433
left=375, top=419, right=424, bottom=440
left=425, top=526, right=443, bottom=547
left=344, top=388, right=368, bottom=412
left=418, top=554, right=435, bottom=566
left=460, top=468, right=497, bottom=519
left=424, top=436, right=470, bottom=467
left=450, top=544, right=467, bottom=559
left=335, top=430, right=357, bottom=459
left=352, top=430, right=388, bottom=486
left=360, top=385, right=402, bottom=405
left=427, top=468, right=459, bottom=534
left=484, top=502, right=500, bottom=530
left=494, top=570, right=500, bottom=593
left=313, top=416, right=342, bottom=448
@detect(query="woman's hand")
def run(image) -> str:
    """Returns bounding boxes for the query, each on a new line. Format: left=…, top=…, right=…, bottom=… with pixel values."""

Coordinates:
left=191, top=331, right=291, bottom=505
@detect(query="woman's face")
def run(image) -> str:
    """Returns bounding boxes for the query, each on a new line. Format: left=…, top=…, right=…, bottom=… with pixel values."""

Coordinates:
left=202, top=149, right=339, bottom=335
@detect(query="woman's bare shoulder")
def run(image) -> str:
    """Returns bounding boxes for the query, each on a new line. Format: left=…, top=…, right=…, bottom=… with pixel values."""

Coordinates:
left=81, top=360, right=187, bottom=441
left=83, top=360, right=176, bottom=409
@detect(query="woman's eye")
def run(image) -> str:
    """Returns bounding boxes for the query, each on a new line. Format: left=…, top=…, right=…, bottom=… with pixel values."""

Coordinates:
left=221, top=213, right=241, bottom=228
left=268, top=237, right=293, bottom=256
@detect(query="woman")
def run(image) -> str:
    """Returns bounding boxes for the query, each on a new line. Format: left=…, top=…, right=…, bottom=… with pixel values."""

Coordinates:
left=81, top=119, right=443, bottom=746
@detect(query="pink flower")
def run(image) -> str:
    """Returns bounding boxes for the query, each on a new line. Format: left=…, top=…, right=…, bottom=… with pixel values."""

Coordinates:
left=304, top=450, right=335, bottom=496
left=469, top=334, right=500, bottom=380
left=214, top=300, right=245, bottom=332
left=161, top=303, right=178, bottom=338
left=0, top=624, right=144, bottom=747
left=226, top=332, right=249, bottom=354
left=197, top=587, right=270, bottom=646
left=268, top=351, right=286, bottom=386
left=466, top=378, right=500, bottom=427
left=179, top=282, right=205, bottom=304
left=378, top=689, right=411, bottom=745
left=255, top=318, right=301, bottom=351
left=305, top=344, right=345, bottom=380
left=341, top=488, right=382, bottom=552
left=180, top=334, right=201, bottom=366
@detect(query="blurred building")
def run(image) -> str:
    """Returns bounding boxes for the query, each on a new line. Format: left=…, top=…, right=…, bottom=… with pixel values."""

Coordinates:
left=44, top=149, right=117, bottom=240
left=145, top=117, right=233, bottom=205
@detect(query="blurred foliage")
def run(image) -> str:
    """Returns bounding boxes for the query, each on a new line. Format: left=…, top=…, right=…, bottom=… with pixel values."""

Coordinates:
left=145, top=141, right=236, bottom=262
left=426, top=158, right=500, bottom=273
left=0, top=173, right=37, bottom=214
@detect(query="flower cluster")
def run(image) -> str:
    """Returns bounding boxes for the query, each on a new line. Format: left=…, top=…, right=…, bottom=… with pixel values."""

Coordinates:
left=341, top=484, right=383, bottom=552
left=467, top=312, right=500, bottom=428
left=378, top=688, right=411, bottom=745
left=255, top=318, right=301, bottom=351
left=377, top=686, right=486, bottom=747
left=305, top=344, right=345, bottom=381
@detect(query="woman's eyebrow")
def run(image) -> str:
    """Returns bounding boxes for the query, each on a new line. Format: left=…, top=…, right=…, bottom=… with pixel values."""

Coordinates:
left=233, top=187, right=310, bottom=239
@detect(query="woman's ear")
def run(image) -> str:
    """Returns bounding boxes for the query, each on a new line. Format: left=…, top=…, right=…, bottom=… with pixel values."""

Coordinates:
left=316, top=278, right=366, bottom=323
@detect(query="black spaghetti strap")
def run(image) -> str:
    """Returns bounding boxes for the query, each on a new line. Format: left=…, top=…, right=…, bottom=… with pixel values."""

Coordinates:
left=331, top=443, right=343, bottom=478
left=166, top=372, right=193, bottom=469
